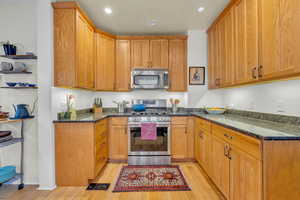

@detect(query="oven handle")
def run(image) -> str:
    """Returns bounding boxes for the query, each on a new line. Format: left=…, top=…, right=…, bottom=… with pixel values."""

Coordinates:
left=128, top=123, right=170, bottom=127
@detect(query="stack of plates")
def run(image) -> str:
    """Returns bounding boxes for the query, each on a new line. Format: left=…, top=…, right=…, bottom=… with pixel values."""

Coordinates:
left=0, top=131, right=13, bottom=143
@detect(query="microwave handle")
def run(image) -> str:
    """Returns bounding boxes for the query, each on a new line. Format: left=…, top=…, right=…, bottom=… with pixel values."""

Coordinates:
left=163, top=72, right=169, bottom=87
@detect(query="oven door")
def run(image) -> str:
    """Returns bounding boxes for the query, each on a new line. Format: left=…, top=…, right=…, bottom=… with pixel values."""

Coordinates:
left=128, top=123, right=170, bottom=156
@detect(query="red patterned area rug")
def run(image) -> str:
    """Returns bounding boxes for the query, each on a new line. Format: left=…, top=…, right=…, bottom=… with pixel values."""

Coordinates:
left=112, top=165, right=191, bottom=192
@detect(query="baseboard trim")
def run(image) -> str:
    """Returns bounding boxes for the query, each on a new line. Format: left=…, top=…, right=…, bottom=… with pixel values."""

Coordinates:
left=37, top=185, right=57, bottom=191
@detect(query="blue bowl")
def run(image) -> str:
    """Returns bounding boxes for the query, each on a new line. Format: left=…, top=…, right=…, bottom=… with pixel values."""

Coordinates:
left=6, top=82, right=17, bottom=87
left=132, top=104, right=146, bottom=112
left=27, top=84, right=36, bottom=87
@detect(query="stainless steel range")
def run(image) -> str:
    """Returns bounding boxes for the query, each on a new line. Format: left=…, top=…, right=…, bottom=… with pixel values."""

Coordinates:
left=128, top=99, right=171, bottom=165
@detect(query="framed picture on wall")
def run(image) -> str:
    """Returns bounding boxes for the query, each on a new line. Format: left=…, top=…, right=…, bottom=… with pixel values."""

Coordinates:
left=189, top=66, right=205, bottom=85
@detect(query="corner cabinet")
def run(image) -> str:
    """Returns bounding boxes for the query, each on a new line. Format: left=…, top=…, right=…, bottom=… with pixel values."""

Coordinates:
left=115, top=40, right=131, bottom=91
left=94, top=33, right=116, bottom=91
left=168, top=39, right=187, bottom=92
left=53, top=6, right=94, bottom=89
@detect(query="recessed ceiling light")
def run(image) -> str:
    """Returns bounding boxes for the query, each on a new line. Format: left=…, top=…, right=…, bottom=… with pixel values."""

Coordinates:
left=104, top=7, right=112, bottom=15
left=197, top=7, right=205, bottom=13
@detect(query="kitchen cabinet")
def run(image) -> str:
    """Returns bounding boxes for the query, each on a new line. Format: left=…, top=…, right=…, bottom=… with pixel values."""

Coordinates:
left=208, top=0, right=300, bottom=89
left=115, top=40, right=131, bottom=91
left=194, top=118, right=211, bottom=174
left=109, top=117, right=128, bottom=161
left=54, top=119, right=108, bottom=186
left=230, top=145, right=262, bottom=200
left=53, top=7, right=94, bottom=89
left=234, top=0, right=259, bottom=85
left=131, top=40, right=150, bottom=69
left=94, top=33, right=115, bottom=91
left=149, top=40, right=169, bottom=69
left=211, top=134, right=230, bottom=199
left=210, top=123, right=262, bottom=200
left=260, top=0, right=300, bottom=80
left=168, top=40, right=187, bottom=92
left=171, top=117, right=188, bottom=160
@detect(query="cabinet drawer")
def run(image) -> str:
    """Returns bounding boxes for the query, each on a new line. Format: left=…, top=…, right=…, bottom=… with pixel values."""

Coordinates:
left=110, top=117, right=128, bottom=126
left=196, top=118, right=211, bottom=132
left=212, top=124, right=262, bottom=160
left=172, top=117, right=188, bottom=125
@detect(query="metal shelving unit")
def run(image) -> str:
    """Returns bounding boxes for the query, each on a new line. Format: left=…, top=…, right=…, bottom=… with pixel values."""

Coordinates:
left=0, top=119, right=27, bottom=190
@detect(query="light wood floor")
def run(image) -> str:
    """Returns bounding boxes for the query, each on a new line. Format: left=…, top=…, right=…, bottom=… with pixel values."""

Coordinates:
left=0, top=163, right=223, bottom=200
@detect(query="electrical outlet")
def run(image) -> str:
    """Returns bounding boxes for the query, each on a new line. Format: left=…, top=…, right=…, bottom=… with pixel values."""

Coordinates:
left=277, top=100, right=285, bottom=113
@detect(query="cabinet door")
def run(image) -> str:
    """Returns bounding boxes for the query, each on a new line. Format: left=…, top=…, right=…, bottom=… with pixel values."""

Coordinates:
left=200, top=130, right=211, bottom=174
left=211, top=135, right=230, bottom=199
left=149, top=40, right=169, bottom=69
left=76, top=14, right=94, bottom=89
left=229, top=146, right=262, bottom=200
left=234, top=0, right=259, bottom=85
left=168, top=39, right=187, bottom=92
left=260, top=0, right=300, bottom=79
left=172, top=124, right=188, bottom=159
left=208, top=27, right=219, bottom=89
left=95, top=33, right=115, bottom=91
left=115, top=40, right=131, bottom=91
left=223, top=9, right=235, bottom=87
left=131, top=40, right=150, bottom=69
left=109, top=125, right=128, bottom=160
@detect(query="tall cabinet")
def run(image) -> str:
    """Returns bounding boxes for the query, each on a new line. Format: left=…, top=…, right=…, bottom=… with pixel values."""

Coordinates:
left=115, top=40, right=131, bottom=91
left=53, top=5, right=94, bottom=89
left=94, top=33, right=116, bottom=91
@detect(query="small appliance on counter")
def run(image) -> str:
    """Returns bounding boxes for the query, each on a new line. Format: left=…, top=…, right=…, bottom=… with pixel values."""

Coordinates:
left=131, top=69, right=169, bottom=90
left=113, top=100, right=129, bottom=113
left=170, top=98, right=180, bottom=113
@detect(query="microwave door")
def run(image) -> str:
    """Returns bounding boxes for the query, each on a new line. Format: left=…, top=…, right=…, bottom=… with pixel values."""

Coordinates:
left=132, top=74, right=161, bottom=89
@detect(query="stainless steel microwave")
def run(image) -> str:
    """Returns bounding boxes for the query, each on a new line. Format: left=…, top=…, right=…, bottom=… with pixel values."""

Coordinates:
left=131, top=69, right=169, bottom=89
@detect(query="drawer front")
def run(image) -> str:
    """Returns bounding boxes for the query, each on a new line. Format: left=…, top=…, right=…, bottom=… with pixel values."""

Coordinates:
left=212, top=124, right=262, bottom=160
left=196, top=118, right=211, bottom=132
left=110, top=117, right=128, bottom=126
left=172, top=117, right=188, bottom=125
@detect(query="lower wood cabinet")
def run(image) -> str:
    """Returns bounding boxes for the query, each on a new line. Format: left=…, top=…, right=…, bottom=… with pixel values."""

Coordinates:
left=171, top=117, right=189, bottom=160
left=211, top=134, right=230, bottom=199
left=109, top=117, right=128, bottom=161
left=54, top=119, right=108, bottom=186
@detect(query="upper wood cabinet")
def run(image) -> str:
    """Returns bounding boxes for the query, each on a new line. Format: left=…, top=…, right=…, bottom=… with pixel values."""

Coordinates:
left=54, top=8, right=94, bottom=89
left=95, top=33, right=115, bottom=91
left=208, top=0, right=300, bottom=89
left=131, top=39, right=169, bottom=69
left=234, top=0, right=259, bottom=85
left=260, top=0, right=300, bottom=80
left=149, top=40, right=169, bottom=69
left=168, top=39, right=187, bottom=92
left=115, top=40, right=131, bottom=91
left=131, top=40, right=150, bottom=68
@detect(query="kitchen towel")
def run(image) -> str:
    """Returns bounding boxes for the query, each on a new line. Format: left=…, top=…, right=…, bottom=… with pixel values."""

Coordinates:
left=141, top=123, right=157, bottom=140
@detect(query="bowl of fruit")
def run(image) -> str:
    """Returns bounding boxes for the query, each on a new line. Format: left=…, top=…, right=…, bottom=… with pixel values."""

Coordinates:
left=205, top=107, right=226, bottom=115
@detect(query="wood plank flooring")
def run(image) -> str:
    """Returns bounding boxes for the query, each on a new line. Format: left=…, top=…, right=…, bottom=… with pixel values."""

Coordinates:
left=0, top=163, right=223, bottom=200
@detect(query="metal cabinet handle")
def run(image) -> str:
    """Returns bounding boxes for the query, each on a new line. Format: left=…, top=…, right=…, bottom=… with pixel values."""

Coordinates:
left=258, top=66, right=263, bottom=78
left=199, top=131, right=204, bottom=139
left=252, top=67, right=257, bottom=79
left=227, top=145, right=232, bottom=160
left=224, top=144, right=228, bottom=157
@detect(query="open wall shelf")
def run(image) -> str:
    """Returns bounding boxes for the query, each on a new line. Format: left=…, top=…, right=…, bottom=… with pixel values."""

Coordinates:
left=0, top=55, right=37, bottom=60
left=0, top=87, right=38, bottom=89
left=0, top=71, right=32, bottom=74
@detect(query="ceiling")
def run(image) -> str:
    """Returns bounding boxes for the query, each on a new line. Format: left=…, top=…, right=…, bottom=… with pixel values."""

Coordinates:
left=57, top=0, right=229, bottom=35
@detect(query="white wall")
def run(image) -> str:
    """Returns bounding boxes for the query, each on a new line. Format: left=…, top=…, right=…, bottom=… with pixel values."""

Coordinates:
left=219, top=79, right=300, bottom=117
left=0, top=0, right=38, bottom=184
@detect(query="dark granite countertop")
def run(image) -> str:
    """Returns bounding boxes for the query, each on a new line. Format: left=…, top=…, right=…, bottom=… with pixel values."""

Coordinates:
left=192, top=113, right=300, bottom=140
left=53, top=111, right=300, bottom=140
